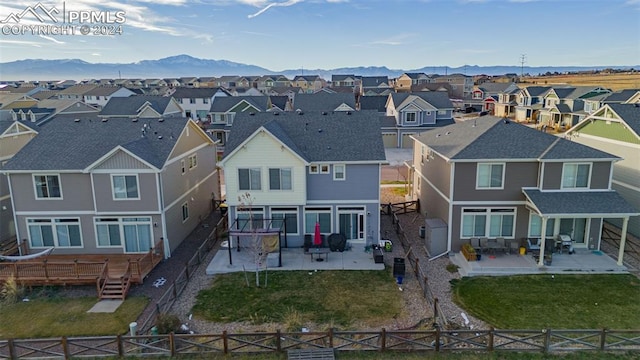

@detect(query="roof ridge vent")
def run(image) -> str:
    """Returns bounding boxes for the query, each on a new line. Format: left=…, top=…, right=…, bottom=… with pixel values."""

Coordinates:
left=74, top=118, right=80, bottom=122
left=101, top=118, right=108, bottom=122
left=132, top=117, right=138, bottom=122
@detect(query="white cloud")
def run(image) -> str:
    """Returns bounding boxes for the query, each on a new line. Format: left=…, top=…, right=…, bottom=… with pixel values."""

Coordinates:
left=0, top=39, right=42, bottom=47
left=369, top=33, right=415, bottom=46
left=247, top=0, right=302, bottom=18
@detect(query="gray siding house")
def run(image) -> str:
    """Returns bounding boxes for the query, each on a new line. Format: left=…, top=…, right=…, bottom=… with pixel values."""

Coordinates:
left=410, top=116, right=638, bottom=266
left=220, top=111, right=386, bottom=249
left=2, top=114, right=219, bottom=258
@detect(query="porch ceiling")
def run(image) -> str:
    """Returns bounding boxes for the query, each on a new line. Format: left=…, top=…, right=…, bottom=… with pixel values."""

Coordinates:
left=523, top=189, right=640, bottom=217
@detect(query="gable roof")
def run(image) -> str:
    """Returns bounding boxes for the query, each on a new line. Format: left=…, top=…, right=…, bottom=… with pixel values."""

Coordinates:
left=100, top=96, right=176, bottom=116
left=361, top=76, right=390, bottom=88
left=522, top=86, right=552, bottom=97
left=222, top=111, right=385, bottom=163
left=84, top=86, right=130, bottom=97
left=209, top=96, right=271, bottom=113
left=3, top=114, right=191, bottom=171
left=389, top=92, right=454, bottom=109
left=606, top=103, right=640, bottom=136
left=170, top=87, right=222, bottom=99
left=360, top=95, right=388, bottom=113
left=412, top=116, right=618, bottom=161
left=292, top=93, right=356, bottom=112
left=603, top=89, right=640, bottom=103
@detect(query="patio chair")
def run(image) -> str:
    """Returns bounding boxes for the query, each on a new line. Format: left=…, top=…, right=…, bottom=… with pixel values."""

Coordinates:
left=495, top=238, right=507, bottom=254
left=508, top=239, right=520, bottom=254
left=527, top=238, right=541, bottom=254
left=470, top=238, right=482, bottom=254
left=479, top=238, right=489, bottom=254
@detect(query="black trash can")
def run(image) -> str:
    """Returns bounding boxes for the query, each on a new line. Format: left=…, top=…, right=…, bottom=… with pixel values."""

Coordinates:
left=393, top=257, right=405, bottom=277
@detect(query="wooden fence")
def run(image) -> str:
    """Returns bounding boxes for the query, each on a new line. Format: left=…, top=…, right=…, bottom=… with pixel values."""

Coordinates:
left=381, top=200, right=419, bottom=216
left=136, top=216, right=228, bottom=334
left=1, top=328, right=638, bottom=359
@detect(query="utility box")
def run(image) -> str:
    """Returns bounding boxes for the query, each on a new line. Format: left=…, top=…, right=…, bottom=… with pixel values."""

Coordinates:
left=424, top=218, right=448, bottom=257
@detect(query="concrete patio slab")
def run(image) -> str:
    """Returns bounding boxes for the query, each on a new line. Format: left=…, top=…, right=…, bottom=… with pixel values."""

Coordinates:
left=88, top=299, right=123, bottom=313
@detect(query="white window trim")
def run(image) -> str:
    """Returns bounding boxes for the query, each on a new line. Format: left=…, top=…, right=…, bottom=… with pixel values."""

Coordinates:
left=182, top=202, right=189, bottom=223
left=269, top=207, right=299, bottom=235
left=309, top=165, right=319, bottom=174
left=460, top=207, right=517, bottom=239
left=475, top=163, right=505, bottom=190
left=320, top=164, right=330, bottom=174
left=238, top=168, right=262, bottom=191
left=561, top=162, right=592, bottom=190
left=27, top=218, right=83, bottom=248
left=188, top=154, right=198, bottom=170
left=269, top=168, right=293, bottom=191
left=405, top=111, right=417, bottom=123
left=181, top=160, right=186, bottom=175
left=337, top=206, right=366, bottom=241
left=333, top=164, right=346, bottom=181
left=527, top=212, right=556, bottom=238
left=304, top=207, right=332, bottom=235
left=236, top=207, right=265, bottom=230
left=111, top=174, right=141, bottom=201
left=33, top=174, right=63, bottom=200
left=94, top=217, right=153, bottom=251
left=94, top=218, right=124, bottom=249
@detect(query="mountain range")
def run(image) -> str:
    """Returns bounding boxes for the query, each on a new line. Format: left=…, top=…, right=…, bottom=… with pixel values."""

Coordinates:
left=1, top=54, right=637, bottom=81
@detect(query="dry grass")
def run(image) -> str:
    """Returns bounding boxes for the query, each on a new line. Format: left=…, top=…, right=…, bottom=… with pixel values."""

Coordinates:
left=519, top=73, right=640, bottom=91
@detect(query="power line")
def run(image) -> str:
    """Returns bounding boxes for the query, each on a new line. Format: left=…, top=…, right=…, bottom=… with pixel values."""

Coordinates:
left=520, top=54, right=527, bottom=78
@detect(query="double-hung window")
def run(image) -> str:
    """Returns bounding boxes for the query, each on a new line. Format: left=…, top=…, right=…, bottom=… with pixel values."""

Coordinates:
left=562, top=163, right=590, bottom=189
left=405, top=112, right=417, bottom=123
left=333, top=164, right=345, bottom=180
left=269, top=168, right=292, bottom=190
left=112, top=175, right=139, bottom=200
left=34, top=175, right=61, bottom=199
left=189, top=154, right=197, bottom=170
left=238, top=168, right=261, bottom=190
left=476, top=163, right=504, bottom=189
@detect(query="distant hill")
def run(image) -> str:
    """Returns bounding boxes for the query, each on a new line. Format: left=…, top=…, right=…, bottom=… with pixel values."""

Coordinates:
left=1, top=54, right=636, bottom=81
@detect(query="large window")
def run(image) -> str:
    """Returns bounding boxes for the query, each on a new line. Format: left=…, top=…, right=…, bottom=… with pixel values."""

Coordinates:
left=238, top=168, right=261, bottom=190
left=33, top=175, right=61, bottom=199
left=304, top=208, right=331, bottom=234
left=271, top=208, right=298, bottom=234
left=476, top=163, right=504, bottom=189
left=461, top=208, right=515, bottom=238
left=28, top=218, right=81, bottom=248
left=528, top=213, right=555, bottom=237
left=338, top=206, right=365, bottom=241
left=112, top=175, right=139, bottom=200
left=95, top=217, right=152, bottom=253
left=236, top=208, right=264, bottom=230
left=562, top=163, right=590, bottom=189
left=269, top=168, right=292, bottom=190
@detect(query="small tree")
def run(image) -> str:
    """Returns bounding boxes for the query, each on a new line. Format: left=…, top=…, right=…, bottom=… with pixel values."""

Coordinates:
left=237, top=192, right=265, bottom=287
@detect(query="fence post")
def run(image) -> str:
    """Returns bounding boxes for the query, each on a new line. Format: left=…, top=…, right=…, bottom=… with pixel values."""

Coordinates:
left=415, top=258, right=420, bottom=277
left=433, top=297, right=439, bottom=322
left=329, top=328, right=334, bottom=348
left=435, top=327, right=441, bottom=352
left=184, top=262, right=190, bottom=280
left=61, top=336, right=70, bottom=359
left=380, top=328, right=386, bottom=352
left=117, top=335, right=123, bottom=357
left=276, top=329, right=281, bottom=352
left=600, top=328, right=607, bottom=350
left=488, top=327, right=494, bottom=352
left=543, top=329, right=551, bottom=354
left=169, top=332, right=176, bottom=356
left=222, top=331, right=228, bottom=354
left=387, top=203, right=391, bottom=215
left=8, top=339, right=15, bottom=360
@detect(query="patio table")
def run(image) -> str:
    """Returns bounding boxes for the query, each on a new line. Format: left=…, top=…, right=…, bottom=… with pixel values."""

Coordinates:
left=306, top=247, right=330, bottom=262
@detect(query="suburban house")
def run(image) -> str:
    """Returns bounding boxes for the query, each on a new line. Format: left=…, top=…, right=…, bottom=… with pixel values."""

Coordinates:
left=56, top=84, right=98, bottom=100
left=99, top=96, right=183, bottom=119
left=8, top=99, right=99, bottom=126
left=409, top=116, right=638, bottom=267
left=537, top=87, right=612, bottom=131
left=267, top=86, right=303, bottom=102
left=292, top=93, right=357, bottom=112
left=2, top=113, right=220, bottom=260
left=219, top=111, right=386, bottom=249
left=207, top=95, right=290, bottom=153
left=514, top=86, right=553, bottom=123
left=382, top=92, right=455, bottom=148
left=361, top=76, right=392, bottom=96
left=465, top=82, right=519, bottom=114
left=494, top=86, right=521, bottom=118
left=603, top=89, right=640, bottom=104
left=394, top=73, right=431, bottom=92
left=331, top=75, right=360, bottom=88
left=431, top=74, right=474, bottom=98
left=0, top=119, right=38, bottom=247
left=293, top=75, right=326, bottom=93
left=168, top=87, right=230, bottom=120
left=566, top=103, right=640, bottom=240
left=83, top=86, right=136, bottom=109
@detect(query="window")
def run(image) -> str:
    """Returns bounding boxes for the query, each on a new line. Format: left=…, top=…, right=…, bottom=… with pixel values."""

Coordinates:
left=305, top=208, right=331, bottom=234
left=438, top=110, right=447, bottom=115
left=309, top=165, right=319, bottom=174
left=528, top=213, right=555, bottom=237
left=461, top=208, right=515, bottom=238
left=33, top=175, right=61, bottom=199
left=182, top=202, right=189, bottom=222
left=320, top=165, right=330, bottom=174
left=95, top=217, right=152, bottom=252
left=203, top=98, right=209, bottom=104
left=269, top=168, right=292, bottom=190
left=189, top=98, right=196, bottom=104
left=271, top=208, right=298, bottom=234
left=238, top=168, right=261, bottom=190
left=333, top=164, right=345, bottom=180
left=112, top=175, right=139, bottom=199
left=96, top=218, right=121, bottom=246
left=476, top=163, right=504, bottom=189
left=181, top=160, right=186, bottom=174
left=562, top=163, right=590, bottom=189
left=28, top=218, right=81, bottom=248
left=236, top=208, right=264, bottom=230
left=188, top=154, right=197, bottom=170
left=405, top=112, right=417, bottom=122
left=338, top=206, right=365, bottom=241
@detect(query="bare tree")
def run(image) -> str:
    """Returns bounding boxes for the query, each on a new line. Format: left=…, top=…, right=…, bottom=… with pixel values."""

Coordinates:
left=237, top=192, right=265, bottom=287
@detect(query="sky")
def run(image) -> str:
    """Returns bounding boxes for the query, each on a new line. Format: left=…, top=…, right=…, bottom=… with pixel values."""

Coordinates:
left=0, top=0, right=638, bottom=71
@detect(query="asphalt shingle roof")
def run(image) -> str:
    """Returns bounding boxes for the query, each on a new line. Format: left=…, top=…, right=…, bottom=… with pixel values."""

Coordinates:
left=524, top=189, right=639, bottom=216
left=100, top=96, right=173, bottom=116
left=292, top=93, right=356, bottom=112
left=603, top=89, right=640, bottom=103
left=608, top=103, right=640, bottom=136
left=412, top=116, right=618, bottom=161
left=3, top=114, right=188, bottom=171
left=361, top=76, right=390, bottom=88
left=390, top=92, right=454, bottom=109
left=360, top=96, right=388, bottom=113
left=223, top=110, right=385, bottom=163
left=209, top=96, right=270, bottom=113
left=170, top=88, right=221, bottom=98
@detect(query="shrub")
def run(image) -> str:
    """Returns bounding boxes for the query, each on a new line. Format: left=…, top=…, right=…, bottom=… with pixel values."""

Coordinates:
left=446, top=263, right=459, bottom=273
left=0, top=275, right=24, bottom=305
left=155, top=313, right=181, bottom=334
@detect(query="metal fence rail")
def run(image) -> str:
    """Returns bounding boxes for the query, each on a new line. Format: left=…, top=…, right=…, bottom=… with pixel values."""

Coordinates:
left=1, top=329, right=638, bottom=359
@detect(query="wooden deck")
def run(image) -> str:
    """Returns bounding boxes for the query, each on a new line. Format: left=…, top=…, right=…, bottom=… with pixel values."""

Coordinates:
left=0, top=241, right=164, bottom=299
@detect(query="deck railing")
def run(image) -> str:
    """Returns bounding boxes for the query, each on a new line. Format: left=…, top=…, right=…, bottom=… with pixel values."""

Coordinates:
left=0, top=260, right=107, bottom=284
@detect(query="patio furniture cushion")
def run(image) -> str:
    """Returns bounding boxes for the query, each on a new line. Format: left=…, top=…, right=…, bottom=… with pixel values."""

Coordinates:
left=527, top=238, right=541, bottom=251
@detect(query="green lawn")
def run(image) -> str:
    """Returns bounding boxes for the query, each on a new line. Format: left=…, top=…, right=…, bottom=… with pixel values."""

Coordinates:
left=451, top=274, right=640, bottom=329
left=192, top=270, right=403, bottom=329
left=0, top=296, right=148, bottom=338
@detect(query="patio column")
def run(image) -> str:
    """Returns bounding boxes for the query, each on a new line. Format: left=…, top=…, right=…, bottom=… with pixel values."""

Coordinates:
left=538, top=217, right=547, bottom=267
left=617, top=217, right=629, bottom=266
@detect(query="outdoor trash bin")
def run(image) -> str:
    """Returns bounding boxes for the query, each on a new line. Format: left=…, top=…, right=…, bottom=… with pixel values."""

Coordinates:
left=373, top=248, right=384, bottom=263
left=393, top=258, right=405, bottom=277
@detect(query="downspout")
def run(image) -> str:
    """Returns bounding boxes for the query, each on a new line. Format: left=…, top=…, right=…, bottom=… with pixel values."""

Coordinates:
left=6, top=174, right=21, bottom=255
left=156, top=172, right=170, bottom=258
